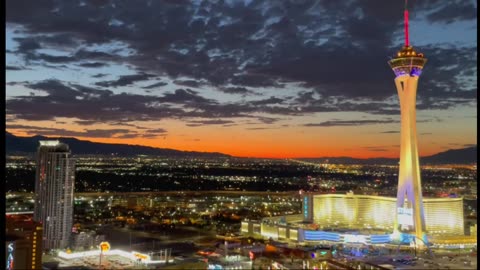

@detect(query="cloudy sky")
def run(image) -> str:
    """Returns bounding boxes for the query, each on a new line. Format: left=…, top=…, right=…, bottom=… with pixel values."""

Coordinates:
left=6, top=0, right=477, bottom=158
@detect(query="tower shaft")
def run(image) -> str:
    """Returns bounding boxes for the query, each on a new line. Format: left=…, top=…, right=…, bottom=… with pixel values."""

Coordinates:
left=393, top=75, right=426, bottom=242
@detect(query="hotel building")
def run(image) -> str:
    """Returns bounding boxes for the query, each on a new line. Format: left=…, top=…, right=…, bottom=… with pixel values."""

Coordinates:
left=34, top=140, right=75, bottom=250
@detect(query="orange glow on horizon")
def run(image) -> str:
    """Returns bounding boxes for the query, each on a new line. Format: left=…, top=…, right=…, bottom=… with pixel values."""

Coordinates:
left=7, top=129, right=451, bottom=159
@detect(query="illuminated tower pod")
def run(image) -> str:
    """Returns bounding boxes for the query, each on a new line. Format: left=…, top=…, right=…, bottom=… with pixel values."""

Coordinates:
left=34, top=140, right=75, bottom=250
left=388, top=0, right=428, bottom=244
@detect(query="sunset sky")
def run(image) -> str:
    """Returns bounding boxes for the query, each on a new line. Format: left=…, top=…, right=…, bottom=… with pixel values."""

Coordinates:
left=6, top=0, right=477, bottom=158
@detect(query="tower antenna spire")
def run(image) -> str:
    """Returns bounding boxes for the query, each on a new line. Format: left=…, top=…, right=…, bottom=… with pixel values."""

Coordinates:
left=404, top=0, right=409, bottom=46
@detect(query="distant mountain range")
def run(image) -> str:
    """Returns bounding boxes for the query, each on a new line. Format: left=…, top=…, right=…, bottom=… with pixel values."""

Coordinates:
left=5, top=132, right=476, bottom=164
left=5, top=132, right=230, bottom=158
left=298, top=146, right=477, bottom=165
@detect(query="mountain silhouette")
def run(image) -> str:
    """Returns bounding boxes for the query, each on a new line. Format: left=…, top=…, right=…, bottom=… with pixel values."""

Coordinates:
left=5, top=132, right=230, bottom=158
left=5, top=132, right=476, bottom=164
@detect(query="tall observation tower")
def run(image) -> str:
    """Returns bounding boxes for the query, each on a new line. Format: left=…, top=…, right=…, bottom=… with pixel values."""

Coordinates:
left=388, top=1, right=428, bottom=244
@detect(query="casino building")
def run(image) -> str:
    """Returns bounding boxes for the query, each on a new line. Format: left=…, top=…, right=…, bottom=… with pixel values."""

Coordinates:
left=241, top=3, right=474, bottom=247
left=241, top=192, right=466, bottom=245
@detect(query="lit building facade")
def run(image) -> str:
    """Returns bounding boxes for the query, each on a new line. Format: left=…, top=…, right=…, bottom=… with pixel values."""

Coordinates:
left=34, top=140, right=75, bottom=250
left=309, top=194, right=464, bottom=236
left=242, top=193, right=466, bottom=245
left=6, top=215, right=43, bottom=270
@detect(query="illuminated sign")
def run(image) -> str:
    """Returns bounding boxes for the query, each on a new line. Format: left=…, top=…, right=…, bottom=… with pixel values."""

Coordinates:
left=303, top=197, right=309, bottom=218
left=6, top=243, right=14, bottom=270
left=225, top=255, right=240, bottom=262
left=397, top=207, right=413, bottom=226
left=99, top=242, right=110, bottom=252
left=133, top=252, right=150, bottom=260
left=40, top=140, right=61, bottom=146
left=370, top=234, right=391, bottom=244
left=343, top=234, right=368, bottom=244
left=304, top=231, right=341, bottom=241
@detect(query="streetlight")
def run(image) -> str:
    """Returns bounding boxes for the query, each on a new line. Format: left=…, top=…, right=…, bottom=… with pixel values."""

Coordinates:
left=98, top=242, right=110, bottom=268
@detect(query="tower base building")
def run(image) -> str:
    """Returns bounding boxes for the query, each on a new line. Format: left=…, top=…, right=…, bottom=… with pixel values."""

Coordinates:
left=242, top=193, right=472, bottom=247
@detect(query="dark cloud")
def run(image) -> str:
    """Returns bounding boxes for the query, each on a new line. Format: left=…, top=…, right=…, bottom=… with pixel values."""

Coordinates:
left=257, top=116, right=280, bottom=124
left=380, top=130, right=399, bottom=134
left=26, top=79, right=80, bottom=99
left=139, top=128, right=168, bottom=138
left=96, top=73, right=155, bottom=88
left=12, top=35, right=119, bottom=65
left=6, top=124, right=138, bottom=138
left=115, top=133, right=140, bottom=139
left=218, top=87, right=253, bottom=95
left=78, top=62, right=109, bottom=68
left=6, top=66, right=26, bottom=71
left=142, top=81, right=168, bottom=89
left=7, top=80, right=184, bottom=121
left=36, top=33, right=79, bottom=47
left=74, top=120, right=101, bottom=126
left=186, top=119, right=235, bottom=127
left=245, top=127, right=279, bottom=130
left=159, top=89, right=215, bottom=104
left=91, top=73, right=108, bottom=78
left=5, top=0, right=477, bottom=122
left=74, top=49, right=118, bottom=61
left=304, top=119, right=398, bottom=127
left=144, top=128, right=168, bottom=134
left=421, top=0, right=477, bottom=24
left=173, top=80, right=204, bottom=88
left=108, top=122, right=149, bottom=130
left=6, top=81, right=27, bottom=86
left=29, top=53, right=75, bottom=63
left=251, top=96, right=284, bottom=106
left=7, top=80, right=281, bottom=122
left=13, top=37, right=40, bottom=53
left=141, top=134, right=158, bottom=138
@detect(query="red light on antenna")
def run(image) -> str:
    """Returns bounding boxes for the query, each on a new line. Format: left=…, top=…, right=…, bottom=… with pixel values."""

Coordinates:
left=404, top=0, right=409, bottom=46
left=404, top=9, right=409, bottom=46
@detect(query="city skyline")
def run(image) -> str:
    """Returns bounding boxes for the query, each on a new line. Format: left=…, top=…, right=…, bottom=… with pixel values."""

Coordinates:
left=6, top=0, right=477, bottom=158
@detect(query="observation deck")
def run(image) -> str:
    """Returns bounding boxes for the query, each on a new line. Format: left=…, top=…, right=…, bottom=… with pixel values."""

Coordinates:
left=388, top=46, right=427, bottom=78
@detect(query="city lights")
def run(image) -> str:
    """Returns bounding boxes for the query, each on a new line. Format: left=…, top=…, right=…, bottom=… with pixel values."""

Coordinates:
left=5, top=0, right=476, bottom=270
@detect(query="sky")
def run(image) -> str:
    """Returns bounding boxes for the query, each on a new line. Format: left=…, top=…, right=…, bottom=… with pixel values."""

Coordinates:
left=5, top=0, right=477, bottom=158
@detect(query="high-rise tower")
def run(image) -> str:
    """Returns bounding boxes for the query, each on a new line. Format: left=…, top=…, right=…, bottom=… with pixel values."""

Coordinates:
left=34, top=140, right=75, bottom=250
left=388, top=1, right=428, bottom=244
